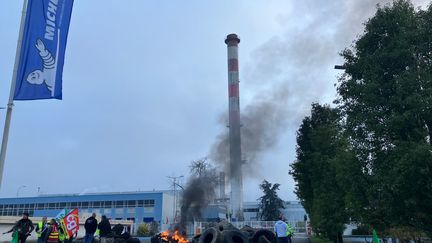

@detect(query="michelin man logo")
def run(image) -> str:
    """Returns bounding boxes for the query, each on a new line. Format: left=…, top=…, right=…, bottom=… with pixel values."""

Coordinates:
left=26, top=39, right=57, bottom=92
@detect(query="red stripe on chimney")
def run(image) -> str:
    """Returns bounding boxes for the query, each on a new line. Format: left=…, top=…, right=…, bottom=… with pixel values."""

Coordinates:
left=228, top=59, right=238, bottom=72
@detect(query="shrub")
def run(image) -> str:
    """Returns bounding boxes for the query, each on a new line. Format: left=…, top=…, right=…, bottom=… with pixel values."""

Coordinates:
left=137, top=223, right=150, bottom=237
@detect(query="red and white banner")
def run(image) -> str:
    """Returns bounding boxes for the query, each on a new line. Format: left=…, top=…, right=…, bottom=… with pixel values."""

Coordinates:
left=62, top=208, right=79, bottom=237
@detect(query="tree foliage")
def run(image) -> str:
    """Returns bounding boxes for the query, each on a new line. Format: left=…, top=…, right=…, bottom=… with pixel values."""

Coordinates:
left=293, top=0, right=432, bottom=239
left=336, top=0, right=432, bottom=235
left=290, top=104, right=348, bottom=243
left=258, top=180, right=285, bottom=221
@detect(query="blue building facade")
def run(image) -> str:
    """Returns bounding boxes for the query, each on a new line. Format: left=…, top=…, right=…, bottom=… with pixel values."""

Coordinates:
left=0, top=191, right=174, bottom=230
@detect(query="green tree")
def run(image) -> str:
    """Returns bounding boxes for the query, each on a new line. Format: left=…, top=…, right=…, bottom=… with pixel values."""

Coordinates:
left=290, top=103, right=348, bottom=243
left=258, top=180, right=285, bottom=221
left=137, top=223, right=150, bottom=237
left=337, top=0, right=432, bottom=235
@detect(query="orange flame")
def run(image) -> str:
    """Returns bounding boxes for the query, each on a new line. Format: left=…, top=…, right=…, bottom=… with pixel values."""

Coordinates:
left=160, top=230, right=170, bottom=241
left=172, top=230, right=188, bottom=243
left=159, top=230, right=188, bottom=243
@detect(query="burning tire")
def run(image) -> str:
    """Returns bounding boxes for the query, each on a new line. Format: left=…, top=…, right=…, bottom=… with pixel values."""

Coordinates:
left=222, top=230, right=249, bottom=243
left=251, top=230, right=276, bottom=243
left=198, top=227, right=222, bottom=243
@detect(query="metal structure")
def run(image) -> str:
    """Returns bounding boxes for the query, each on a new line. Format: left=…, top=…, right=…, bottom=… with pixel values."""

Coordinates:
left=167, top=175, right=184, bottom=223
left=0, top=0, right=28, bottom=188
left=225, top=33, right=243, bottom=220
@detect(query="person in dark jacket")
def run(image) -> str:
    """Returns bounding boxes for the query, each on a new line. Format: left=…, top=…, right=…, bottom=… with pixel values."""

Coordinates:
left=84, top=213, right=98, bottom=243
left=98, top=215, right=112, bottom=242
left=3, top=212, right=34, bottom=243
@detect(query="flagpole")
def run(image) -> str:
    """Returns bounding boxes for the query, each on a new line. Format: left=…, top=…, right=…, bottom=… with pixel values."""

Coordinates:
left=0, top=0, right=29, bottom=188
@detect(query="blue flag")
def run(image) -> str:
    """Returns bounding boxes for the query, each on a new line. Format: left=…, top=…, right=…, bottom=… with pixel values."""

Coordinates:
left=14, top=0, right=74, bottom=100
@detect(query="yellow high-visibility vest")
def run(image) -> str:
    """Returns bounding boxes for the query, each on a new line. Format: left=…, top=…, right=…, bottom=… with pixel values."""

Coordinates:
left=37, top=222, right=43, bottom=238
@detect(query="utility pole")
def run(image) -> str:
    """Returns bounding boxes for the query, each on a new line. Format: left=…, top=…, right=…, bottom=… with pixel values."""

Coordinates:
left=167, top=175, right=184, bottom=223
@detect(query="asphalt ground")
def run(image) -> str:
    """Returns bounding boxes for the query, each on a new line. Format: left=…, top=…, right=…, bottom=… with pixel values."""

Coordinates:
left=293, top=234, right=311, bottom=243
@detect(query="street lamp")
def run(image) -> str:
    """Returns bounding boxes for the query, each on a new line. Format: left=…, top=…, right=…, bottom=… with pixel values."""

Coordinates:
left=16, top=185, right=26, bottom=197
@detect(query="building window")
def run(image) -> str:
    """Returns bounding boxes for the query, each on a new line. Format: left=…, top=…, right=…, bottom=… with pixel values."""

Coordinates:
left=144, top=200, right=155, bottom=207
left=104, top=201, right=112, bottom=208
left=127, top=200, right=136, bottom=208
left=93, top=201, right=101, bottom=208
left=143, top=217, right=154, bottom=223
left=115, top=201, right=124, bottom=208
left=81, top=202, right=89, bottom=209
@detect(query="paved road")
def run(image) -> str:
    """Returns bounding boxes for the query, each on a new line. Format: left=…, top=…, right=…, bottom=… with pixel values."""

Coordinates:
left=293, top=235, right=311, bottom=243
left=293, top=233, right=311, bottom=243
left=139, top=233, right=311, bottom=243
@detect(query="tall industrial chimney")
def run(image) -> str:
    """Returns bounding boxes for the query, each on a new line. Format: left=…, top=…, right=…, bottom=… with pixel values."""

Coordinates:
left=225, top=33, right=243, bottom=220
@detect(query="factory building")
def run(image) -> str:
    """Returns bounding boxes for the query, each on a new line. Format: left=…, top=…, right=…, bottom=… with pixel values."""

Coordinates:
left=0, top=191, right=306, bottom=224
left=0, top=191, right=174, bottom=231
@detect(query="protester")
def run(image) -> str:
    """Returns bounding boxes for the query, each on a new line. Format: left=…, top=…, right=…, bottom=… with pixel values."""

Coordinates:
left=35, top=217, right=48, bottom=243
left=84, top=213, right=98, bottom=243
left=274, top=215, right=289, bottom=243
left=58, top=225, right=66, bottom=243
left=3, top=212, right=34, bottom=243
left=286, top=222, right=295, bottom=243
left=44, top=219, right=59, bottom=243
left=98, top=215, right=112, bottom=243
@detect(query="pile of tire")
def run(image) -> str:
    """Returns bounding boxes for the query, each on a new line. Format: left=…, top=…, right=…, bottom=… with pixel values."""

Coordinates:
left=192, top=222, right=276, bottom=243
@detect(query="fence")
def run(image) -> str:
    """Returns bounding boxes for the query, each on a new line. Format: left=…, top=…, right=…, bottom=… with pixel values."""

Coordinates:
left=191, top=221, right=306, bottom=236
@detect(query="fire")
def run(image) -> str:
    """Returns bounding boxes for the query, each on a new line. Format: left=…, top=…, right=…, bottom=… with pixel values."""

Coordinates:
left=159, top=230, right=188, bottom=243
left=160, top=231, right=170, bottom=241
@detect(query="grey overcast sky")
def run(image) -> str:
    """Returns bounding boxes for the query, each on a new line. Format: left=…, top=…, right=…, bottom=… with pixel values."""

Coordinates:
left=0, top=0, right=429, bottom=201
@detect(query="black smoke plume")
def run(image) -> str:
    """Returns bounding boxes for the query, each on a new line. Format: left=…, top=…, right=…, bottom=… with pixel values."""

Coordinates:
left=180, top=159, right=218, bottom=224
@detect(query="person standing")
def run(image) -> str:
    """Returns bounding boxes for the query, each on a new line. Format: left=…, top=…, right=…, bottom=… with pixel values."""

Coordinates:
left=58, top=225, right=66, bottom=243
left=3, top=212, right=34, bottom=243
left=44, top=219, right=59, bottom=243
left=286, top=222, right=295, bottom=243
left=35, top=217, right=48, bottom=243
left=274, top=215, right=289, bottom=243
left=84, top=213, right=98, bottom=243
left=98, top=215, right=112, bottom=243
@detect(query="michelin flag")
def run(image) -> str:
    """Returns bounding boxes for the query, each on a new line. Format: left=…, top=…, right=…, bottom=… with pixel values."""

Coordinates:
left=14, top=0, right=74, bottom=100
